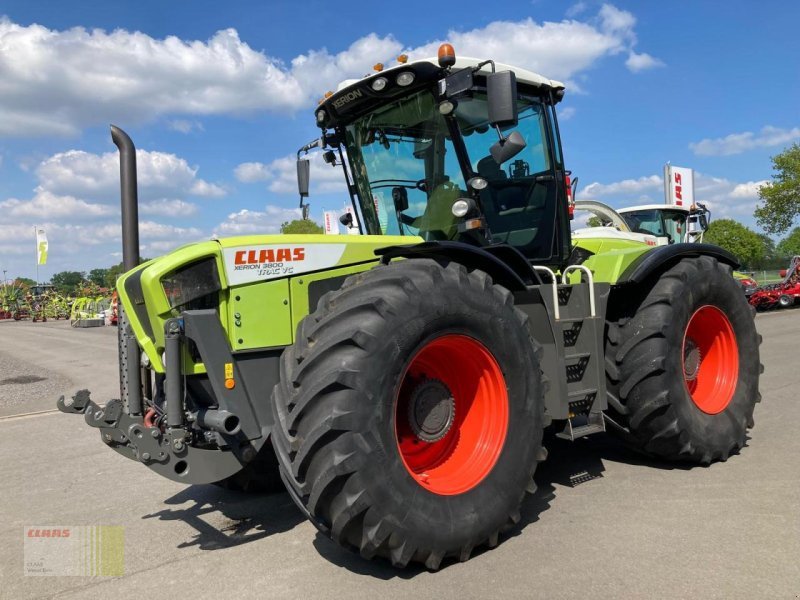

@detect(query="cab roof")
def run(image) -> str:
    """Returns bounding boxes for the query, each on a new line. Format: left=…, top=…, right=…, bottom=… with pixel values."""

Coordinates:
left=617, top=204, right=691, bottom=214
left=335, top=56, right=565, bottom=94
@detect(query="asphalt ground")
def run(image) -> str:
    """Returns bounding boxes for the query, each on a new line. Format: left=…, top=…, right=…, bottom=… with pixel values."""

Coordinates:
left=0, top=313, right=798, bottom=599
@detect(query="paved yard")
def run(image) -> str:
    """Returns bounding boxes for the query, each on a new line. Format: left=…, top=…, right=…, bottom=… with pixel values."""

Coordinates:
left=0, top=313, right=797, bottom=599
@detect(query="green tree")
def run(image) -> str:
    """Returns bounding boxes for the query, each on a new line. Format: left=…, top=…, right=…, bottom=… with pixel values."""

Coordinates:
left=50, top=271, right=86, bottom=294
left=105, top=262, right=125, bottom=288
left=755, top=143, right=800, bottom=234
left=280, top=219, right=325, bottom=235
left=776, top=227, right=800, bottom=258
left=103, top=258, right=149, bottom=289
left=88, top=268, right=109, bottom=287
left=586, top=216, right=603, bottom=228
left=14, top=277, right=36, bottom=287
left=704, top=219, right=765, bottom=267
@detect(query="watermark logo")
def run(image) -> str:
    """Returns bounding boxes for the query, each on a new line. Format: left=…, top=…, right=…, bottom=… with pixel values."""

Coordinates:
left=24, top=526, right=124, bottom=576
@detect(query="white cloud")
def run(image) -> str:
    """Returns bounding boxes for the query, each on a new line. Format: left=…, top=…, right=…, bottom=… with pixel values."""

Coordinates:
left=0, top=190, right=114, bottom=218
left=167, top=119, right=204, bottom=134
left=0, top=146, right=214, bottom=276
left=598, top=4, right=636, bottom=40
left=234, top=162, right=270, bottom=183
left=189, top=179, right=226, bottom=197
left=0, top=8, right=658, bottom=137
left=263, top=152, right=348, bottom=195
left=410, top=17, right=630, bottom=88
left=582, top=175, right=662, bottom=197
left=214, top=205, right=303, bottom=235
left=625, top=51, right=664, bottom=72
left=138, top=220, right=202, bottom=240
left=730, top=180, right=768, bottom=199
left=559, top=106, right=577, bottom=121
left=566, top=2, right=588, bottom=18
left=140, top=199, right=199, bottom=217
left=577, top=172, right=766, bottom=223
left=35, top=149, right=224, bottom=200
left=689, top=126, right=800, bottom=156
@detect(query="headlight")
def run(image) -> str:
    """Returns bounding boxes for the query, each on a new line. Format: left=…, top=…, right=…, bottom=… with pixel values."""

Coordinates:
left=162, top=258, right=221, bottom=311
left=396, top=71, right=415, bottom=86
left=371, top=77, right=388, bottom=91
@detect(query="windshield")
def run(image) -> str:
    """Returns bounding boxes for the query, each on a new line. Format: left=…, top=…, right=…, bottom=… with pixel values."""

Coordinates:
left=623, top=209, right=687, bottom=242
left=344, top=88, right=560, bottom=255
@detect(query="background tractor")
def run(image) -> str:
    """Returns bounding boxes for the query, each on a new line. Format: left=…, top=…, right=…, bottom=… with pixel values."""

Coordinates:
left=58, top=44, right=761, bottom=570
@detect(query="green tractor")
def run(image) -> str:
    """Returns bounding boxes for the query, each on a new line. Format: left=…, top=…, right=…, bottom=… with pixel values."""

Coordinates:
left=58, top=45, right=761, bottom=570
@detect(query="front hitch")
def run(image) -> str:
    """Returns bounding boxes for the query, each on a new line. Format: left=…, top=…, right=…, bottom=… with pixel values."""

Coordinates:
left=57, top=390, right=173, bottom=466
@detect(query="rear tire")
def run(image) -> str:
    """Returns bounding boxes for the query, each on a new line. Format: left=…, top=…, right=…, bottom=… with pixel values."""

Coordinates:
left=271, top=259, right=544, bottom=569
left=606, top=256, right=761, bottom=464
left=778, top=294, right=792, bottom=308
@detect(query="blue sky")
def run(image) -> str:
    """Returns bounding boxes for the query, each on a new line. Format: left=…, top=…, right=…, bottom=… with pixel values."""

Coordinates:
left=1, top=0, right=798, bottom=280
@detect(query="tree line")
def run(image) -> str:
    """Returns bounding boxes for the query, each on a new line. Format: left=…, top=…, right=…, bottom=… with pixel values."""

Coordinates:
left=708, top=143, right=800, bottom=269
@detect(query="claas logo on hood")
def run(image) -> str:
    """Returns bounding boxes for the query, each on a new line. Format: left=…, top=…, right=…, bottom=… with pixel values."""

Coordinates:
left=234, top=248, right=305, bottom=265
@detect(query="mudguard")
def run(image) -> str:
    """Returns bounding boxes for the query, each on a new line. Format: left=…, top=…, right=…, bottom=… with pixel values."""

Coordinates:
left=376, top=241, right=540, bottom=291
left=618, top=243, right=739, bottom=284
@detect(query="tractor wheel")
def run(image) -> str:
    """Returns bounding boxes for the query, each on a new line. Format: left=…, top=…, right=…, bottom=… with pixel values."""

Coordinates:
left=606, top=256, right=761, bottom=464
left=271, top=259, right=544, bottom=569
left=213, top=443, right=284, bottom=493
left=778, top=294, right=792, bottom=308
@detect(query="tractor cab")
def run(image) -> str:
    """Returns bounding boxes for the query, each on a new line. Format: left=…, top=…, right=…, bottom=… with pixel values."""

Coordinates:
left=617, top=203, right=710, bottom=245
left=301, top=45, right=572, bottom=268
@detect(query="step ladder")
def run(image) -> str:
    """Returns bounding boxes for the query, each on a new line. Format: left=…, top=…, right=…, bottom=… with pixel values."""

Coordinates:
left=533, top=265, right=607, bottom=441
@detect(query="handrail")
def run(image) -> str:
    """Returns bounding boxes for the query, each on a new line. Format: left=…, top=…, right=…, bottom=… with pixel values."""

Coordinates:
left=562, top=265, right=596, bottom=317
left=532, top=266, right=560, bottom=320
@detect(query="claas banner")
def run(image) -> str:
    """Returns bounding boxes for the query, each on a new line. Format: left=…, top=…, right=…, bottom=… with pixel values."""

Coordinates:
left=323, top=211, right=338, bottom=235
left=664, top=164, right=694, bottom=207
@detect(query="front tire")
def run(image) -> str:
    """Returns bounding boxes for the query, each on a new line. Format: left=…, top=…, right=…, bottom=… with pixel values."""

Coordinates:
left=606, top=256, right=761, bottom=464
left=271, top=259, right=544, bottom=569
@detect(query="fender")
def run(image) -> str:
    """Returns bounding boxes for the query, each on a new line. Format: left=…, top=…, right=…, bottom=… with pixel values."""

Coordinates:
left=375, top=241, right=539, bottom=291
left=618, top=243, right=739, bottom=284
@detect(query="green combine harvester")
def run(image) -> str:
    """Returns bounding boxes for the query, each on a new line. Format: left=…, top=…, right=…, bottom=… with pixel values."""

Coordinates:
left=59, top=44, right=761, bottom=570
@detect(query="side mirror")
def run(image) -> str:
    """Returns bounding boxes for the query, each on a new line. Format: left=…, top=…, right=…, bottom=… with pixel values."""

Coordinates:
left=339, top=212, right=353, bottom=227
left=699, top=214, right=708, bottom=230
left=487, top=71, right=518, bottom=128
left=392, top=187, right=409, bottom=212
left=297, top=158, right=310, bottom=198
left=490, top=130, right=526, bottom=164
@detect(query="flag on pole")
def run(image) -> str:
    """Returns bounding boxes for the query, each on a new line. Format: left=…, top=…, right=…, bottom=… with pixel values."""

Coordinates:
left=323, top=211, right=339, bottom=235
left=36, top=228, right=48, bottom=265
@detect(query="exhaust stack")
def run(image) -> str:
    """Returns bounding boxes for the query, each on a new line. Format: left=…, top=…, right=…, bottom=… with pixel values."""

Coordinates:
left=111, top=125, right=140, bottom=272
left=110, top=125, right=148, bottom=414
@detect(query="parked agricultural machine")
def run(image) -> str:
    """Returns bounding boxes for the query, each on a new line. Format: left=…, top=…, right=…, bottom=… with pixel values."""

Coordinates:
left=58, top=46, right=762, bottom=569
left=749, top=256, right=800, bottom=310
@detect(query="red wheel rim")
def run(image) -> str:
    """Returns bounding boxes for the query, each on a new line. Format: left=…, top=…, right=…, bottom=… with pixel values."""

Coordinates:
left=394, top=334, right=508, bottom=495
left=682, top=305, right=739, bottom=414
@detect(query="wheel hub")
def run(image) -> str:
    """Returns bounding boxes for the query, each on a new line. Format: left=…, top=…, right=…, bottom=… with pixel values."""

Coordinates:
left=407, top=378, right=455, bottom=443
left=683, top=338, right=701, bottom=381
